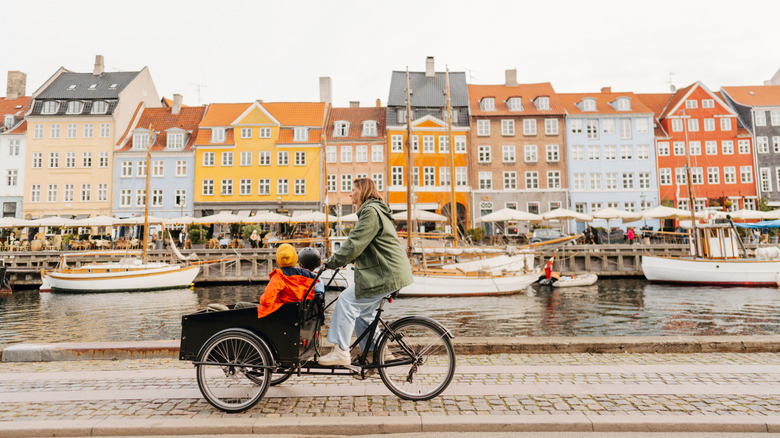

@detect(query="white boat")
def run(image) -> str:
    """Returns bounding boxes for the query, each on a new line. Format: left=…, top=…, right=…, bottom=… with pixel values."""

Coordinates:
left=41, top=257, right=200, bottom=292
left=641, top=222, right=780, bottom=287
left=553, top=273, right=598, bottom=288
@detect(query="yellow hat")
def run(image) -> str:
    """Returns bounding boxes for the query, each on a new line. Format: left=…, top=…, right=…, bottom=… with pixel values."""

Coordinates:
left=275, top=243, right=298, bottom=268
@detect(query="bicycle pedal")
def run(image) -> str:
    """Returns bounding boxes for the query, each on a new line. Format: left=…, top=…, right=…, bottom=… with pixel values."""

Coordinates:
left=344, top=364, right=361, bottom=373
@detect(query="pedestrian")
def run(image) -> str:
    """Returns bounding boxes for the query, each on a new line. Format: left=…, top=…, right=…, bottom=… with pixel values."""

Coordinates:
left=318, top=178, right=413, bottom=366
left=627, top=227, right=635, bottom=245
left=250, top=229, right=261, bottom=248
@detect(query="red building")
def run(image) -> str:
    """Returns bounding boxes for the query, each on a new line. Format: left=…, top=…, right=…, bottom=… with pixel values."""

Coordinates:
left=645, top=82, right=757, bottom=211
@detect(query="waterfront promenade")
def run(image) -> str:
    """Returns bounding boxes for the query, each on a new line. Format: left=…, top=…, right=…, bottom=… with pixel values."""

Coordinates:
left=1, top=337, right=779, bottom=435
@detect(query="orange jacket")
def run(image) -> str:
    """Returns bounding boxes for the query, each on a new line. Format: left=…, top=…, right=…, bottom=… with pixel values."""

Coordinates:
left=257, top=268, right=315, bottom=318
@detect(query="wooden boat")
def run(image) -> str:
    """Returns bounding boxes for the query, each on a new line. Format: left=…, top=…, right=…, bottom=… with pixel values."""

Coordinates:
left=553, top=272, right=598, bottom=287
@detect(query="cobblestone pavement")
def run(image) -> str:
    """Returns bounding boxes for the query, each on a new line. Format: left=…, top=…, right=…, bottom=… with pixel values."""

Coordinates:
left=0, top=353, right=779, bottom=422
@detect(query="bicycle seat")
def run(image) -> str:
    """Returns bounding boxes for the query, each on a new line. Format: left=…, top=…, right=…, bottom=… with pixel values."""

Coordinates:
left=386, top=291, right=399, bottom=301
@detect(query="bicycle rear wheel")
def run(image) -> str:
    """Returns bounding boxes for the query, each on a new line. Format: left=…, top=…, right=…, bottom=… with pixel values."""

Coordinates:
left=196, top=330, right=272, bottom=413
left=375, top=318, right=455, bottom=401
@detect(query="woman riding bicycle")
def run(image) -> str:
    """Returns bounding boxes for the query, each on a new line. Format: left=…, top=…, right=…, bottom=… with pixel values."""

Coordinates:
left=318, top=178, right=413, bottom=366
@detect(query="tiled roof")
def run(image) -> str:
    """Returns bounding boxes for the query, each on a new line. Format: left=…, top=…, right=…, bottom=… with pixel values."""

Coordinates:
left=278, top=128, right=323, bottom=143
left=558, top=92, right=654, bottom=115
left=721, top=85, right=780, bottom=107
left=36, top=71, right=140, bottom=99
left=262, top=102, right=327, bottom=126
left=0, top=96, right=31, bottom=134
left=468, top=83, right=565, bottom=116
left=635, top=93, right=672, bottom=117
left=117, top=106, right=206, bottom=152
left=199, top=103, right=253, bottom=127
left=387, top=71, right=468, bottom=108
left=326, top=107, right=386, bottom=140
left=659, top=83, right=696, bottom=119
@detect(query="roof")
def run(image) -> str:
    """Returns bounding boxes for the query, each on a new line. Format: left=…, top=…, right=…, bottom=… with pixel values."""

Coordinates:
left=558, top=92, right=654, bottom=115
left=0, top=96, right=31, bottom=134
left=117, top=106, right=206, bottom=152
left=659, top=83, right=696, bottom=119
left=721, top=85, right=780, bottom=107
left=278, top=128, right=323, bottom=143
left=467, top=83, right=565, bottom=116
left=635, top=93, right=672, bottom=117
left=326, top=107, right=387, bottom=140
left=36, top=71, right=140, bottom=99
left=199, top=103, right=252, bottom=127
left=262, top=102, right=327, bottom=126
left=387, top=71, right=468, bottom=108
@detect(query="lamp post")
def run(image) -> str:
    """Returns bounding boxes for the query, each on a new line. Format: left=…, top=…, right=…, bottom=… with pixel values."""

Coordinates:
left=640, top=192, right=647, bottom=226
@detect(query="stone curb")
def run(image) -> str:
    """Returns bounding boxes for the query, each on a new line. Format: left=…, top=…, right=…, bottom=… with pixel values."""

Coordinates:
left=0, top=414, right=778, bottom=436
left=2, top=335, right=780, bottom=362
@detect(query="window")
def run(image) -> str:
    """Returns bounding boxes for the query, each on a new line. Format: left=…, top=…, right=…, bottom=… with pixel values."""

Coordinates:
left=202, top=180, right=213, bottom=196
left=573, top=173, right=585, bottom=190
left=588, top=145, right=600, bottom=160
left=738, top=140, right=751, bottom=154
left=637, top=144, right=650, bottom=160
left=776, top=169, right=780, bottom=193
left=572, top=145, right=585, bottom=160
left=133, top=189, right=145, bottom=207
left=295, top=151, right=307, bottom=166
left=239, top=179, right=251, bottom=195
left=150, top=189, right=162, bottom=206
left=756, top=111, right=767, bottom=126
left=49, top=152, right=59, bottom=168
left=259, top=128, right=271, bottom=138
left=221, top=179, right=233, bottom=196
left=423, top=167, right=435, bottom=186
left=547, top=171, right=561, bottom=189
left=42, top=101, right=58, bottom=114
left=370, top=173, right=384, bottom=191
left=671, top=119, right=683, bottom=132
left=120, top=189, right=131, bottom=207
left=50, top=124, right=60, bottom=138
left=722, top=141, right=734, bottom=154
left=616, top=98, right=631, bottom=111
left=503, top=145, right=522, bottom=163
left=221, top=152, right=233, bottom=166
left=480, top=97, right=496, bottom=111
left=167, top=133, right=184, bottom=149
left=636, top=118, right=649, bottom=134
left=32, top=152, right=42, bottom=168
left=524, top=144, right=539, bottom=163
left=277, top=151, right=289, bottom=166
left=6, top=139, right=18, bottom=156
left=757, top=136, right=769, bottom=153
left=411, top=167, right=419, bottom=186
left=175, top=189, right=185, bottom=207
left=371, top=144, right=383, bottom=162
left=673, top=142, right=686, bottom=156
left=774, top=136, right=780, bottom=153
left=136, top=160, right=146, bottom=177
left=176, top=160, right=187, bottom=176
left=66, top=123, right=77, bottom=138
left=340, top=174, right=352, bottom=192
left=478, top=172, right=492, bottom=190
left=704, top=118, right=715, bottom=131
left=546, top=144, right=559, bottom=162
left=602, top=119, right=615, bottom=135
left=47, top=184, right=58, bottom=202
left=362, top=121, right=377, bottom=137
left=200, top=152, right=213, bottom=167
left=294, top=179, right=306, bottom=195
left=391, top=167, right=403, bottom=186
left=720, top=118, right=732, bottom=131
left=422, top=135, right=435, bottom=153
left=544, top=118, right=558, bottom=135
left=100, top=123, right=110, bottom=138
left=586, top=120, right=598, bottom=140
left=606, top=173, right=618, bottom=190
left=689, top=141, right=701, bottom=156
left=523, top=119, right=536, bottom=136
left=659, top=168, right=672, bottom=185
left=702, top=99, right=714, bottom=108
left=724, top=166, right=736, bottom=184
left=620, top=145, right=633, bottom=160
left=293, top=127, right=308, bottom=141
left=34, top=124, right=43, bottom=138
left=439, top=167, right=450, bottom=186
left=239, top=127, right=252, bottom=139
left=761, top=168, right=772, bottom=192
left=744, top=198, right=757, bottom=210
left=334, top=121, right=349, bottom=137
left=527, top=202, right=540, bottom=215
left=258, top=151, right=271, bottom=166
left=639, top=172, right=651, bottom=189
left=152, top=160, right=164, bottom=177
left=438, top=136, right=449, bottom=153
left=691, top=168, right=703, bottom=185
left=582, top=99, right=596, bottom=111
left=477, top=120, right=490, bottom=136
left=80, top=184, right=91, bottom=202
left=708, top=167, right=720, bottom=185
left=589, top=173, right=602, bottom=190
left=772, top=111, right=780, bottom=126
left=340, top=145, right=352, bottom=163
left=324, top=145, right=337, bottom=163
left=570, top=119, right=582, bottom=134
left=508, top=97, right=522, bottom=111
left=687, top=118, right=699, bottom=132
left=258, top=179, right=270, bottom=195
left=705, top=141, right=717, bottom=155
left=501, top=119, right=515, bottom=136
left=211, top=128, right=225, bottom=143
left=455, top=167, right=467, bottom=187
left=92, top=101, right=107, bottom=114
left=31, top=184, right=40, bottom=202
left=240, top=151, right=252, bottom=166
left=355, top=145, right=368, bottom=162
left=98, top=152, right=108, bottom=168
left=6, top=169, right=17, bottom=187
left=675, top=168, right=687, bottom=184
left=741, top=166, right=753, bottom=183
left=619, top=119, right=632, bottom=139
left=65, top=152, right=75, bottom=168
left=132, top=133, right=149, bottom=149
left=686, top=99, right=698, bottom=109
left=391, top=135, right=403, bottom=152
left=503, top=171, right=517, bottom=190
left=536, top=96, right=550, bottom=110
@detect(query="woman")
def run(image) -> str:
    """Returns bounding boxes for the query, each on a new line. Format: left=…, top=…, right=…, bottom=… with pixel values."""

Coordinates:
left=318, top=178, right=413, bottom=366
left=250, top=229, right=261, bottom=248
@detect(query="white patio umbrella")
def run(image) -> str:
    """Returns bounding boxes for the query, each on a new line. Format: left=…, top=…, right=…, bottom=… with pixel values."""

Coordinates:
left=541, top=208, right=592, bottom=222
left=392, top=209, right=449, bottom=222
left=194, top=211, right=244, bottom=225
left=591, top=207, right=642, bottom=223
left=72, top=215, right=116, bottom=227
left=0, top=217, right=35, bottom=228
left=721, top=209, right=770, bottom=221
left=163, top=216, right=195, bottom=226
left=640, top=205, right=705, bottom=220
left=292, top=211, right=336, bottom=223
left=114, top=215, right=166, bottom=225
left=244, top=211, right=291, bottom=223
left=475, top=208, right=542, bottom=223
left=31, top=216, right=79, bottom=227
left=762, top=209, right=780, bottom=220
left=338, top=213, right=359, bottom=222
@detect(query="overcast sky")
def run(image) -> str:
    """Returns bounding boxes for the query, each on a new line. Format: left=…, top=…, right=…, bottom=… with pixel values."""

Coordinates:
left=5, top=0, right=780, bottom=107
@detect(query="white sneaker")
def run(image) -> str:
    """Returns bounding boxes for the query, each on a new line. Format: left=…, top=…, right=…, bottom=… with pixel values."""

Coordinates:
left=318, top=346, right=351, bottom=366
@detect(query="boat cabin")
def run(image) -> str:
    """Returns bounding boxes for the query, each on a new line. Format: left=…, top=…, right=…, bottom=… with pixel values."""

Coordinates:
left=690, top=224, right=742, bottom=259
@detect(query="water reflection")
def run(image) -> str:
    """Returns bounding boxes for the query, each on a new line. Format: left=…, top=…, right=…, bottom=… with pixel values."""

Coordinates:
left=1, top=279, right=779, bottom=344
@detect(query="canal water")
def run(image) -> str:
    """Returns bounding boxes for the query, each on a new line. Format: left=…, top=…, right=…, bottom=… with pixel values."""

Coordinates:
left=1, top=279, right=779, bottom=344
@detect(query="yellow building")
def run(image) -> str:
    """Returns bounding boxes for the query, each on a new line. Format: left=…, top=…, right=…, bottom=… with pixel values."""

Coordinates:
left=193, top=101, right=328, bottom=216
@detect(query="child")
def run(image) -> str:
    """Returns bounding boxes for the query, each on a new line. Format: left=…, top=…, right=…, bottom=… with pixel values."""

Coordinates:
left=297, top=247, right=324, bottom=296
left=256, top=244, right=322, bottom=318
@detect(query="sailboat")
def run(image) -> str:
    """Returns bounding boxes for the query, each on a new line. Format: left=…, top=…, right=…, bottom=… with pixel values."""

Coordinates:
left=40, top=125, right=200, bottom=293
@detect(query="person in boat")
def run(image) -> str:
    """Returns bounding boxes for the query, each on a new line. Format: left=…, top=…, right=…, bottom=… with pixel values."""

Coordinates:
left=255, top=244, right=323, bottom=318
left=318, top=178, right=413, bottom=366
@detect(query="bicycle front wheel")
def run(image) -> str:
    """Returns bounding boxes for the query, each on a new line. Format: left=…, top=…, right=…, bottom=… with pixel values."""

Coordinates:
left=375, top=318, right=455, bottom=401
left=196, top=330, right=272, bottom=413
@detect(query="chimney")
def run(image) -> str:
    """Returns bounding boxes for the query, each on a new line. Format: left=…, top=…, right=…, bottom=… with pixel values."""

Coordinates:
left=6, top=71, right=26, bottom=99
left=376, top=98, right=381, bottom=107
left=172, top=94, right=183, bottom=115
left=93, top=55, right=105, bottom=76
left=349, top=101, right=360, bottom=108
left=319, top=77, right=332, bottom=104
left=601, top=86, right=612, bottom=93
left=425, top=56, right=435, bottom=78
left=505, top=69, right=518, bottom=87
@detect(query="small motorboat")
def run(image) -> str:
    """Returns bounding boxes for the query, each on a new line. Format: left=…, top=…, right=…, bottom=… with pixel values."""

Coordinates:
left=552, top=273, right=598, bottom=288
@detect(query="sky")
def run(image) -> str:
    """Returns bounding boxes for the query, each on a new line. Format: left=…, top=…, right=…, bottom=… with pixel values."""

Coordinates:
left=5, top=0, right=780, bottom=107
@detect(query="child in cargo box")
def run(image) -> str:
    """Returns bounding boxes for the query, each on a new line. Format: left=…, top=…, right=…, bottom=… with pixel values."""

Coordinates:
left=254, top=244, right=323, bottom=318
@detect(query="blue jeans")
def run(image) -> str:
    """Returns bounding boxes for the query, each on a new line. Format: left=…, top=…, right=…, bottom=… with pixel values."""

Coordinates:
left=327, top=283, right=393, bottom=352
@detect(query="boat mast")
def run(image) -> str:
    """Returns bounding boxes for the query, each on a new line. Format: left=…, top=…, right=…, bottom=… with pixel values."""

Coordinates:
left=142, top=124, right=153, bottom=264
left=405, top=68, right=414, bottom=255
left=445, top=68, right=458, bottom=248
left=322, top=107, right=331, bottom=258
left=682, top=109, right=698, bottom=258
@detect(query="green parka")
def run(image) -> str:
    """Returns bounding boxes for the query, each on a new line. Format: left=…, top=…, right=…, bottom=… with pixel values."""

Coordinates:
left=324, top=199, right=413, bottom=298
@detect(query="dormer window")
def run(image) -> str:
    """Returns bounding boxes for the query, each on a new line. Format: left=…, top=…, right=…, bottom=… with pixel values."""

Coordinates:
left=42, top=101, right=58, bottom=114
left=167, top=132, right=185, bottom=150
left=88, top=84, right=98, bottom=90
left=615, top=97, right=631, bottom=111
left=66, top=101, right=83, bottom=114
left=67, top=85, right=77, bottom=91
left=334, top=121, right=349, bottom=137
left=294, top=127, right=308, bottom=142
left=211, top=128, right=226, bottom=143
left=480, top=97, right=496, bottom=111
left=4, top=115, right=14, bottom=129
left=91, top=101, right=108, bottom=114
left=535, top=96, right=550, bottom=110
left=362, top=120, right=377, bottom=137
left=581, top=98, right=597, bottom=112
left=133, top=132, right=150, bottom=149
left=508, top=97, right=523, bottom=111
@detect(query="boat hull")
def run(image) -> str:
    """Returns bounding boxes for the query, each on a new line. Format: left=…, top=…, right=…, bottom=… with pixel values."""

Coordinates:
left=399, top=271, right=540, bottom=297
left=553, top=273, right=598, bottom=287
left=641, top=255, right=780, bottom=287
left=44, top=264, right=200, bottom=293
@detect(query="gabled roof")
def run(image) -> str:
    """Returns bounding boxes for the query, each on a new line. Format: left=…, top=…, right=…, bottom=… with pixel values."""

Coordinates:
left=558, top=91, right=654, bottom=115
left=117, top=105, right=206, bottom=152
left=262, top=102, right=327, bottom=126
left=0, top=96, right=31, bottom=134
left=659, top=83, right=696, bottom=119
left=636, top=93, right=673, bottom=139
left=326, top=107, right=386, bottom=141
left=199, top=103, right=252, bottom=127
left=721, top=85, right=780, bottom=107
left=468, top=83, right=565, bottom=116
left=36, top=71, right=140, bottom=99
left=387, top=71, right=468, bottom=108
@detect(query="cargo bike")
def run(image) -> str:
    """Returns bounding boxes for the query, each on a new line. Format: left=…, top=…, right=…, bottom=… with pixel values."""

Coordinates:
left=179, top=268, right=456, bottom=413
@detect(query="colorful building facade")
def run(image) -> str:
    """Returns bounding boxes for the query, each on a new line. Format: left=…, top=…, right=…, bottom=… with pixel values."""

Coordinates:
left=0, top=71, right=30, bottom=218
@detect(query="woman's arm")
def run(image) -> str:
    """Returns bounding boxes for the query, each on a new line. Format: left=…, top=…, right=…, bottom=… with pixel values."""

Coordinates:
left=324, top=207, right=379, bottom=269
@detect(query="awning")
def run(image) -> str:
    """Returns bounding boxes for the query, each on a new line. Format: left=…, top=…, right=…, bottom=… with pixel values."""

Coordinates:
left=237, top=210, right=251, bottom=217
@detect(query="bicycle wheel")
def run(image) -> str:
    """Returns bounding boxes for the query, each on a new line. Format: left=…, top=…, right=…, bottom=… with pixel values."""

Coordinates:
left=196, top=330, right=273, bottom=413
left=375, top=318, right=455, bottom=401
left=269, top=368, right=295, bottom=386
